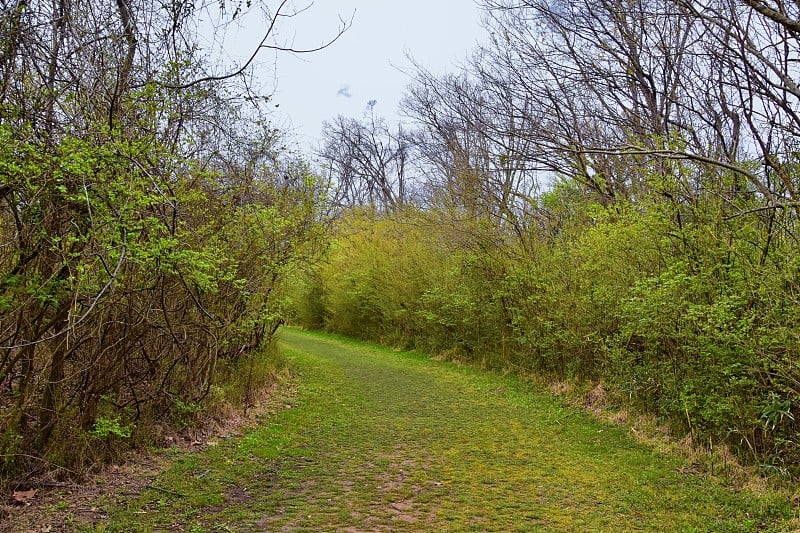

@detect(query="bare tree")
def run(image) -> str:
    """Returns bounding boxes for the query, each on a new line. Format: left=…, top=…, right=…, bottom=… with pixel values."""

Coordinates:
left=673, top=0, right=800, bottom=205
left=476, top=0, right=800, bottom=213
left=318, top=105, right=414, bottom=210
left=401, top=65, right=542, bottom=251
left=474, top=0, right=710, bottom=199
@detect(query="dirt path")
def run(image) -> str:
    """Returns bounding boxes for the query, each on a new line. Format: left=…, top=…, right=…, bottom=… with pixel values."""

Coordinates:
left=14, top=328, right=796, bottom=531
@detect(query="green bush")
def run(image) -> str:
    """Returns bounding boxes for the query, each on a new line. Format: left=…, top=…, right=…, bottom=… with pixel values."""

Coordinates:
left=291, top=172, right=800, bottom=474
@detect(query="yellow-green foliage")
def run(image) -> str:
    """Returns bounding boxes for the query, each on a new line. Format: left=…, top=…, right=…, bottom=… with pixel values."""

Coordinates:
left=291, top=182, right=800, bottom=474
left=503, top=199, right=668, bottom=377
left=319, top=209, right=445, bottom=345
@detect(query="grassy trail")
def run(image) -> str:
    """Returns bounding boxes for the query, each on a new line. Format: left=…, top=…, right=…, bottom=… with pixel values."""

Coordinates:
left=95, top=328, right=794, bottom=532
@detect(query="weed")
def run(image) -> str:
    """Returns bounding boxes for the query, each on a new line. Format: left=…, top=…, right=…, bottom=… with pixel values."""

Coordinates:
left=91, top=417, right=132, bottom=440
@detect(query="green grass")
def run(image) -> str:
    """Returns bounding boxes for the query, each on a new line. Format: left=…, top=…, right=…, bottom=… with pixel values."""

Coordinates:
left=86, top=328, right=796, bottom=532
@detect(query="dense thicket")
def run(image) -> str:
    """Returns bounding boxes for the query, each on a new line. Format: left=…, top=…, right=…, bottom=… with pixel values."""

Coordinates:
left=0, top=0, right=330, bottom=484
left=298, top=0, right=800, bottom=475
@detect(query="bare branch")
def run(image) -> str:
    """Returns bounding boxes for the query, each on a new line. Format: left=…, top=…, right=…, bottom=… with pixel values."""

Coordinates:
left=163, top=0, right=351, bottom=91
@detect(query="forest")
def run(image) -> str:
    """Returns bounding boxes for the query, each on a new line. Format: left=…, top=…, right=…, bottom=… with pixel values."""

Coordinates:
left=2, top=0, right=800, bottom=492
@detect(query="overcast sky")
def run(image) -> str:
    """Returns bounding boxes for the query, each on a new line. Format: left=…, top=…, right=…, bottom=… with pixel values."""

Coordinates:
left=233, top=1, right=485, bottom=151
